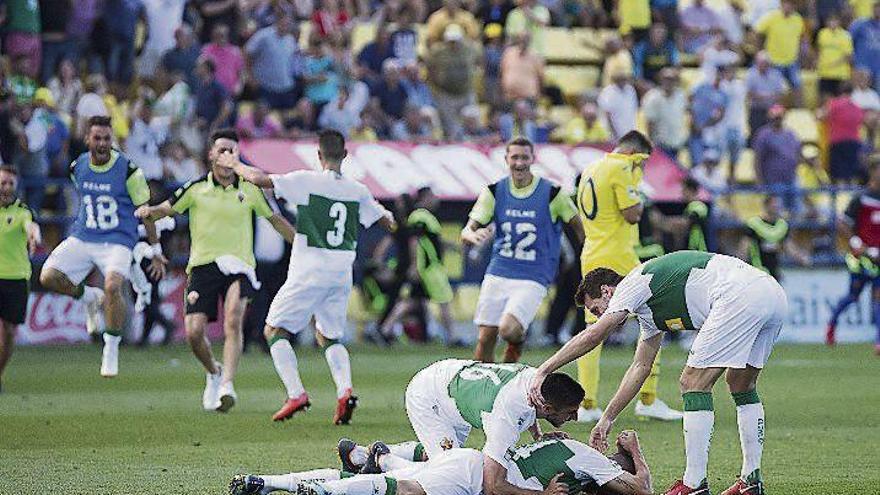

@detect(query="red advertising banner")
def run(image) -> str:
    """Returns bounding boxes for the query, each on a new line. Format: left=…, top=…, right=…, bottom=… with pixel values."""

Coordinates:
left=239, top=140, right=688, bottom=202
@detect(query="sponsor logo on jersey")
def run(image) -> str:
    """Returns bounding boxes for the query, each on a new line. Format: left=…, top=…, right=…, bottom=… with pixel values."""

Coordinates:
left=505, top=208, right=536, bottom=219
left=440, top=437, right=454, bottom=450
left=82, top=181, right=112, bottom=193
left=665, top=318, right=685, bottom=331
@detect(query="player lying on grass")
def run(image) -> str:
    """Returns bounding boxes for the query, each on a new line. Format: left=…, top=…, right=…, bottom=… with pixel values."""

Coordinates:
left=337, top=360, right=583, bottom=495
left=529, top=251, right=787, bottom=495
left=230, top=431, right=652, bottom=495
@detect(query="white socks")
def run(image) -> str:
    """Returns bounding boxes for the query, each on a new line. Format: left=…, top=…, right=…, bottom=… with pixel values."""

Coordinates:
left=270, top=338, right=306, bottom=398
left=379, top=454, right=417, bottom=472
left=682, top=391, right=714, bottom=489
left=82, top=286, right=104, bottom=304
left=320, top=474, right=393, bottom=495
left=324, top=343, right=352, bottom=399
left=733, top=390, right=765, bottom=480
left=262, top=469, right=341, bottom=492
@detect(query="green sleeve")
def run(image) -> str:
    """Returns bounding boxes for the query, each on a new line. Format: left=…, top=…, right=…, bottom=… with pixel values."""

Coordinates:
left=247, top=183, right=274, bottom=218
left=125, top=167, right=151, bottom=206
left=407, top=208, right=442, bottom=234
left=468, top=187, right=495, bottom=225
left=550, top=190, right=578, bottom=223
left=170, top=182, right=195, bottom=214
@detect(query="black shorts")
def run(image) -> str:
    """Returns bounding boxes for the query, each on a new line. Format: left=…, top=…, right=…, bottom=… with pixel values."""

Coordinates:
left=0, top=279, right=29, bottom=325
left=185, top=263, right=255, bottom=322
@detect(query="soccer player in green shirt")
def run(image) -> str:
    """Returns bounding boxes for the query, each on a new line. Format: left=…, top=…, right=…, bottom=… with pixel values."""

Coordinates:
left=0, top=166, right=41, bottom=392
left=137, top=129, right=295, bottom=413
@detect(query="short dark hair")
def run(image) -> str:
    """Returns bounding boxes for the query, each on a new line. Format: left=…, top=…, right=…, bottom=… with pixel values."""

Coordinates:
left=87, top=116, right=112, bottom=131
left=576, top=268, right=624, bottom=306
left=318, top=129, right=347, bottom=162
left=200, top=58, right=216, bottom=73
left=682, top=177, right=700, bottom=192
left=540, top=372, right=585, bottom=408
left=506, top=136, right=534, bottom=154
left=0, top=165, right=18, bottom=177
left=616, top=130, right=653, bottom=155
left=210, top=128, right=239, bottom=145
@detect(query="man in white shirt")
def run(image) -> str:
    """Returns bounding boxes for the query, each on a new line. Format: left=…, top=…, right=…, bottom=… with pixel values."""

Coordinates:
left=598, top=71, right=638, bottom=140
left=642, top=68, right=688, bottom=160
left=139, top=0, right=187, bottom=78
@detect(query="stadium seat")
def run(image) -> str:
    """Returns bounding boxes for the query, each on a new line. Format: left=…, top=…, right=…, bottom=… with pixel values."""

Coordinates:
left=544, top=66, right=601, bottom=102
left=539, top=28, right=604, bottom=64
left=784, top=109, right=819, bottom=142
left=801, top=70, right=819, bottom=110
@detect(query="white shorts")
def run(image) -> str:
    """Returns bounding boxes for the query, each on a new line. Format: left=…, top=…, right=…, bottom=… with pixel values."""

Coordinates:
left=687, top=276, right=788, bottom=369
left=473, top=274, right=547, bottom=328
left=43, top=237, right=132, bottom=285
left=390, top=449, right=484, bottom=495
left=405, top=361, right=472, bottom=458
left=265, top=281, right=351, bottom=340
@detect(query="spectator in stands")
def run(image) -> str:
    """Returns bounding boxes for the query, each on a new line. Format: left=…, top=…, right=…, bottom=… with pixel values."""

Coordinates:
left=194, top=58, right=233, bottom=137
left=392, top=104, right=436, bottom=142
left=311, top=0, right=352, bottom=42
left=651, top=0, right=679, bottom=33
left=201, top=24, right=246, bottom=97
left=32, top=88, right=69, bottom=176
left=139, top=0, right=187, bottom=80
left=426, top=24, right=478, bottom=141
left=7, top=56, right=37, bottom=103
left=817, top=13, right=854, bottom=100
left=126, top=95, right=167, bottom=182
left=755, top=0, right=806, bottom=103
left=194, top=0, right=240, bottom=44
left=617, top=0, right=651, bottom=42
left=679, top=0, right=722, bottom=54
left=283, top=97, right=318, bottom=135
left=153, top=70, right=195, bottom=149
left=689, top=69, right=728, bottom=166
left=388, top=9, right=419, bottom=65
left=162, top=140, right=202, bottom=183
left=715, top=0, right=744, bottom=45
left=372, top=58, right=409, bottom=127
left=719, top=64, right=747, bottom=177
left=699, top=35, right=739, bottom=83
left=478, top=0, right=514, bottom=28
left=498, top=98, right=538, bottom=142
left=318, top=86, right=363, bottom=137
left=505, top=0, right=551, bottom=53
left=460, top=104, right=499, bottom=143
left=47, top=59, right=82, bottom=117
left=162, top=25, right=202, bottom=91
left=852, top=68, right=880, bottom=111
left=39, top=0, right=72, bottom=84
left=850, top=2, right=880, bottom=92
left=690, top=148, right=726, bottom=194
left=796, top=142, right=831, bottom=220
left=401, top=61, right=435, bottom=109
left=100, top=0, right=146, bottom=86
left=74, top=74, right=109, bottom=141
left=821, top=83, right=866, bottom=183
left=236, top=100, right=283, bottom=139
left=425, top=0, right=481, bottom=46
left=500, top=33, right=544, bottom=103
left=601, top=34, right=633, bottom=87
left=746, top=51, right=788, bottom=140
left=642, top=68, right=687, bottom=161
left=561, top=101, right=609, bottom=145
left=65, top=0, right=102, bottom=66
left=3, top=0, right=41, bottom=79
left=632, top=22, right=679, bottom=87
left=753, top=105, right=801, bottom=206
left=246, top=14, right=300, bottom=110
left=597, top=69, right=638, bottom=139
left=301, top=36, right=341, bottom=110
left=482, top=23, right=505, bottom=109
left=10, top=102, right=48, bottom=212
left=356, top=24, right=394, bottom=87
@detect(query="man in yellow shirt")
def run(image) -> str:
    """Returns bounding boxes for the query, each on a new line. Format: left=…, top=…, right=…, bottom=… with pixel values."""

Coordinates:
left=756, top=0, right=807, bottom=103
left=617, top=0, right=651, bottom=41
left=562, top=102, right=610, bottom=145
left=816, top=14, right=854, bottom=98
left=575, top=130, right=682, bottom=422
left=425, top=0, right=481, bottom=46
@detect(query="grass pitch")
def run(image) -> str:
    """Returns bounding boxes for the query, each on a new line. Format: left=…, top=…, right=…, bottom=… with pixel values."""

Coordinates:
left=0, top=342, right=878, bottom=494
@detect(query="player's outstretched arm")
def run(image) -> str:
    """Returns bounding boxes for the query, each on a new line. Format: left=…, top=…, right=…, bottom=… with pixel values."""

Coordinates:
left=216, top=150, right=274, bottom=189
left=461, top=219, right=492, bottom=246
left=483, top=458, right=558, bottom=495
left=268, top=213, right=296, bottom=243
left=141, top=215, right=168, bottom=280
left=135, top=201, right=175, bottom=221
left=590, top=335, right=661, bottom=451
left=600, top=431, right=653, bottom=495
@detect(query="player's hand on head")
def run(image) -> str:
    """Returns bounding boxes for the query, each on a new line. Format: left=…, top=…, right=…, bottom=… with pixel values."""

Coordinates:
left=616, top=430, right=639, bottom=451
left=528, top=372, right=548, bottom=409
left=543, top=473, right=568, bottom=495
left=589, top=418, right=612, bottom=452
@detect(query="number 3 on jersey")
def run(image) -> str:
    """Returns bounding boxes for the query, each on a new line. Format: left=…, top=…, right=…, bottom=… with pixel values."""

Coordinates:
left=499, top=221, right=537, bottom=261
left=299, top=194, right=359, bottom=251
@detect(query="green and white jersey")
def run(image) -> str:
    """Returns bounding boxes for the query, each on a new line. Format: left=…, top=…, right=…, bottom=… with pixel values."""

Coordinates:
left=505, top=439, right=624, bottom=491
left=270, top=170, right=389, bottom=286
left=439, top=360, right=537, bottom=463
left=606, top=251, right=770, bottom=340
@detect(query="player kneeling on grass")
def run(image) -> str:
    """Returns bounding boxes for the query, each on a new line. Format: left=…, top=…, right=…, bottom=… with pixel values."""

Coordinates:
left=338, top=359, right=582, bottom=495
left=529, top=251, right=787, bottom=495
left=230, top=431, right=652, bottom=495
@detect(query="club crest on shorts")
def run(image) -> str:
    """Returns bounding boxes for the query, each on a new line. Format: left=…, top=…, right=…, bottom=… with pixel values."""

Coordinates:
left=665, top=318, right=685, bottom=331
left=440, top=437, right=454, bottom=450
left=237, top=192, right=245, bottom=203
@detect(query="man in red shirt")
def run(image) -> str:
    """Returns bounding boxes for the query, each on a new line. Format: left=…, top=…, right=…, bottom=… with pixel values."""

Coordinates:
left=822, top=83, right=865, bottom=183
left=827, top=159, right=880, bottom=354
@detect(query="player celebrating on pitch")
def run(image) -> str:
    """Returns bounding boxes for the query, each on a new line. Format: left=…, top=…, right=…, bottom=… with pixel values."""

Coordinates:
left=41, top=116, right=166, bottom=378
left=218, top=129, right=396, bottom=424
left=530, top=251, right=787, bottom=495
left=461, top=137, right=583, bottom=363
left=136, top=129, right=295, bottom=412
left=0, top=166, right=41, bottom=392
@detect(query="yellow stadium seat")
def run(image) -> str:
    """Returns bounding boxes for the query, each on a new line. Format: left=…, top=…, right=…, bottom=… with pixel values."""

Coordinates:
left=735, top=148, right=757, bottom=183
left=801, top=70, right=819, bottom=110
left=544, top=66, right=600, bottom=102
left=540, top=28, right=602, bottom=64
left=679, top=68, right=705, bottom=92
left=350, top=22, right=377, bottom=55
left=548, top=105, right=577, bottom=125
left=784, top=109, right=819, bottom=142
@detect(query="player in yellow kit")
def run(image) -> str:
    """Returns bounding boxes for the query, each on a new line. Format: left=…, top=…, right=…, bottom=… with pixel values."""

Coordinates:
left=575, top=130, right=682, bottom=422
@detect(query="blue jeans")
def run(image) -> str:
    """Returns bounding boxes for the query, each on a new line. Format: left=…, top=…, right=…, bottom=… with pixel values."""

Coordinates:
left=105, top=38, right=135, bottom=84
left=775, top=63, right=801, bottom=89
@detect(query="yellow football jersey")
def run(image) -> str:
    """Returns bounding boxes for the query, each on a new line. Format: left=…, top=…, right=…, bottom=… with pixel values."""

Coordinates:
left=578, top=152, right=643, bottom=276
